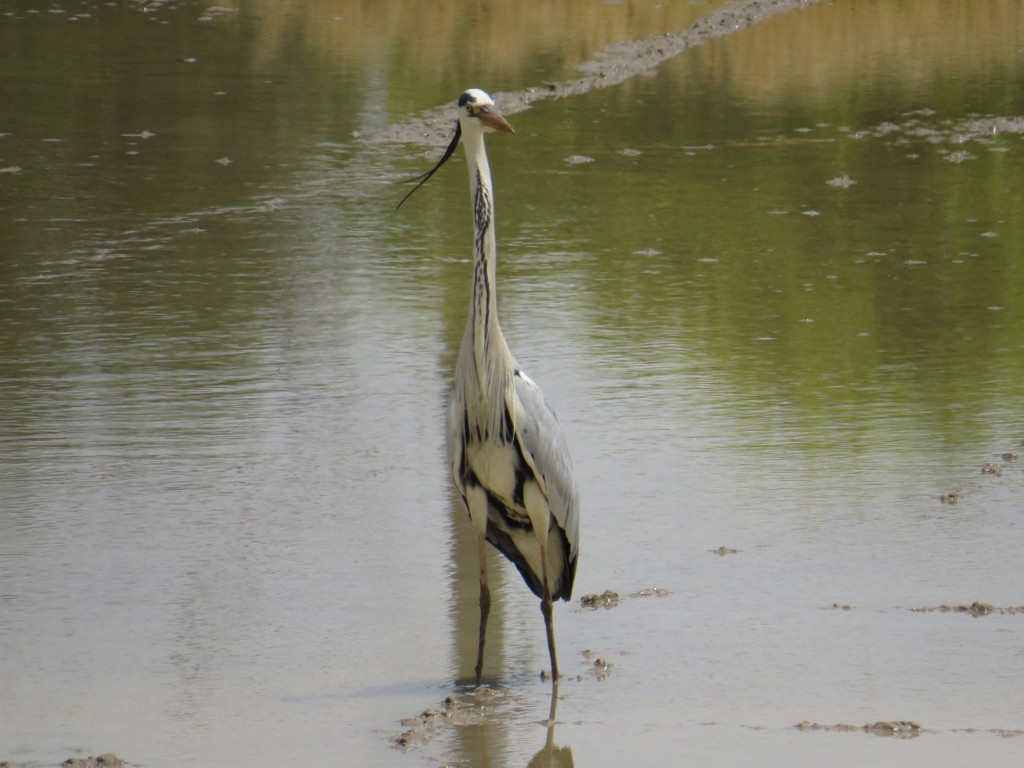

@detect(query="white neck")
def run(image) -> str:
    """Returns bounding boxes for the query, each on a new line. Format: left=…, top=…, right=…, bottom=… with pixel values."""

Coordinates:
left=462, top=124, right=510, bottom=363
left=457, top=122, right=515, bottom=423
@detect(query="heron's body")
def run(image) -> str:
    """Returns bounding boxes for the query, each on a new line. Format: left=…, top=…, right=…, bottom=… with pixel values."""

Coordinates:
left=426, top=89, right=579, bottom=684
left=447, top=356, right=579, bottom=603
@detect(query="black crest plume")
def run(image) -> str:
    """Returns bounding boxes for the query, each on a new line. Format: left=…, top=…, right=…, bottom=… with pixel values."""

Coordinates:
left=395, top=121, right=462, bottom=211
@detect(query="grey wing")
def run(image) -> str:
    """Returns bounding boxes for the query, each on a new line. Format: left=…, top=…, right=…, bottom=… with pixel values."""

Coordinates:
left=511, top=368, right=580, bottom=565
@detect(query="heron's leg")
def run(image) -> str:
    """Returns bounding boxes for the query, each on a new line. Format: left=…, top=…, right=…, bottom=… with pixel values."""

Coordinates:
left=541, top=595, right=558, bottom=680
left=475, top=534, right=490, bottom=687
left=538, top=543, right=559, bottom=681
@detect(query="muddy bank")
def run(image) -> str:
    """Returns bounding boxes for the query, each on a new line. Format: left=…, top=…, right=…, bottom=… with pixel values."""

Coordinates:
left=909, top=602, right=1024, bottom=617
left=372, top=0, right=823, bottom=147
left=1, top=754, right=124, bottom=768
left=796, top=720, right=923, bottom=737
left=578, top=586, right=670, bottom=609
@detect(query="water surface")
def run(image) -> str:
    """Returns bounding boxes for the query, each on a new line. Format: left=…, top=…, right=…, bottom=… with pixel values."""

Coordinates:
left=2, top=1, right=1023, bottom=766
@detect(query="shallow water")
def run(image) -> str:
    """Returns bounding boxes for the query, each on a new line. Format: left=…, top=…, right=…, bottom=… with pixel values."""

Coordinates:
left=2, top=1, right=1024, bottom=766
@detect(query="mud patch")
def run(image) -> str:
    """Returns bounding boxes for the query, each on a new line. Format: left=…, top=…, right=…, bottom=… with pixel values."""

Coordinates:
left=706, top=720, right=1021, bottom=740
left=580, top=649, right=615, bottom=681
left=578, top=586, right=671, bottom=610
left=909, top=601, right=1024, bottom=617
left=391, top=688, right=512, bottom=751
left=390, top=647, right=619, bottom=751
left=629, top=586, right=670, bottom=599
left=710, top=545, right=740, bottom=556
left=795, top=720, right=923, bottom=738
left=580, top=589, right=621, bottom=609
left=932, top=443, right=1022, bottom=505
left=1, top=754, right=125, bottom=768
left=953, top=727, right=1024, bottom=738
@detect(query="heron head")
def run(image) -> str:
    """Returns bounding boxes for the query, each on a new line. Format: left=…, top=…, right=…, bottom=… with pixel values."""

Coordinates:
left=396, top=88, right=514, bottom=211
left=458, top=89, right=515, bottom=135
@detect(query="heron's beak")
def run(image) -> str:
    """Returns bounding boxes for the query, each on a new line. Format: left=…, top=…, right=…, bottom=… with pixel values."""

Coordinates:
left=479, top=105, right=515, bottom=135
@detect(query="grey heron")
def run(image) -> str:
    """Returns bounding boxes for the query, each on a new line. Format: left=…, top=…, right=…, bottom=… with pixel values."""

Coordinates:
left=399, top=89, right=580, bottom=684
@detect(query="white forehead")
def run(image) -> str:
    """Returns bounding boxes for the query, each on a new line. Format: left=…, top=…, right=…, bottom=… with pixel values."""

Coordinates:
left=461, top=88, right=494, bottom=107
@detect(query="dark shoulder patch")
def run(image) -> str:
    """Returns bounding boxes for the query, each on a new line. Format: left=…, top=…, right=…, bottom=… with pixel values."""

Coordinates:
left=512, top=466, right=526, bottom=507
left=502, top=405, right=514, bottom=443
